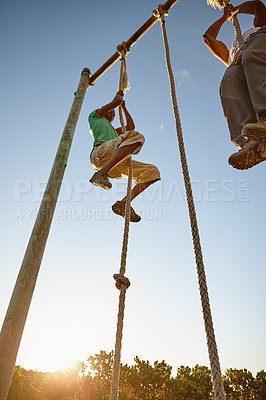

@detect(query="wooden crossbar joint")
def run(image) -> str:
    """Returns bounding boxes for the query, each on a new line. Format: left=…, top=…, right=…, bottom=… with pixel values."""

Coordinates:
left=82, top=67, right=91, bottom=76
left=74, top=68, right=91, bottom=95
left=86, top=0, right=179, bottom=88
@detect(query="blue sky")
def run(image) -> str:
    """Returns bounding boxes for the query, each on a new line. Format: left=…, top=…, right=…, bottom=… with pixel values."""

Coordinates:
left=1, top=0, right=265, bottom=375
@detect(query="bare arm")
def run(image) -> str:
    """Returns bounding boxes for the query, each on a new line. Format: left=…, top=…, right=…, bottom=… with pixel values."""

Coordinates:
left=116, top=101, right=135, bottom=135
left=233, top=0, right=266, bottom=26
left=97, top=90, right=124, bottom=117
left=203, top=4, right=239, bottom=66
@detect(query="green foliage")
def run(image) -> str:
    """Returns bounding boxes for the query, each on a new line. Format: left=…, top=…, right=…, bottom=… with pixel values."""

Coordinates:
left=254, top=370, right=266, bottom=399
left=7, top=353, right=266, bottom=400
left=8, top=366, right=43, bottom=400
left=120, top=357, right=172, bottom=399
left=86, top=350, right=114, bottom=399
left=224, top=368, right=266, bottom=400
left=175, top=365, right=214, bottom=399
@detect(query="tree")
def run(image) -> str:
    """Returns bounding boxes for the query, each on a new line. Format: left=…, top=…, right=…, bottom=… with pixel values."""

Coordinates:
left=253, top=370, right=266, bottom=400
left=120, top=356, right=172, bottom=399
left=8, top=366, right=43, bottom=400
left=7, top=353, right=266, bottom=400
left=87, top=350, right=114, bottom=399
left=224, top=368, right=255, bottom=400
left=175, top=365, right=214, bottom=400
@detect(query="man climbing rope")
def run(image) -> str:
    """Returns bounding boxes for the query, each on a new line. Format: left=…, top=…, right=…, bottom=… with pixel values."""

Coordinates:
left=203, top=0, right=266, bottom=169
left=88, top=90, right=160, bottom=222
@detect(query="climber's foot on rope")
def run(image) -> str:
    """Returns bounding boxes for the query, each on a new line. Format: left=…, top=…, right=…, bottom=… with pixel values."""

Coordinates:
left=89, top=171, right=112, bottom=190
left=228, top=139, right=266, bottom=169
left=112, top=200, right=141, bottom=223
left=242, top=119, right=266, bottom=141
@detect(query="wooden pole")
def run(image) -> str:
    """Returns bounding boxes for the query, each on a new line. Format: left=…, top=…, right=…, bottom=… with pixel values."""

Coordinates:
left=0, top=68, right=90, bottom=400
left=0, top=1, right=180, bottom=398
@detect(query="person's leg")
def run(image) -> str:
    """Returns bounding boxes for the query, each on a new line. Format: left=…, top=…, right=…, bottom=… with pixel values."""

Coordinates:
left=120, top=179, right=159, bottom=202
left=90, top=130, right=145, bottom=190
left=110, top=159, right=160, bottom=222
left=110, top=159, right=160, bottom=200
left=241, top=28, right=266, bottom=140
left=227, top=29, right=266, bottom=169
left=99, top=142, right=142, bottom=174
left=112, top=180, right=159, bottom=223
left=220, top=63, right=257, bottom=149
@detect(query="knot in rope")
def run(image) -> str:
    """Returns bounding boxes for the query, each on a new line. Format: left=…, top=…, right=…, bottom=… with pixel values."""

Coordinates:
left=153, top=4, right=168, bottom=22
left=117, top=41, right=130, bottom=58
left=117, top=41, right=130, bottom=96
left=113, top=273, right=131, bottom=290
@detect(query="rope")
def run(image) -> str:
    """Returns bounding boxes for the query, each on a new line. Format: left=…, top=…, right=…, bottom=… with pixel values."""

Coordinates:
left=207, top=0, right=244, bottom=64
left=224, top=0, right=244, bottom=64
left=110, top=43, right=133, bottom=400
left=153, top=5, right=226, bottom=400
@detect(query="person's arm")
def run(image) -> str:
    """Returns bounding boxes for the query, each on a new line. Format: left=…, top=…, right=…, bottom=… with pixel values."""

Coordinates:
left=232, top=0, right=266, bottom=27
left=97, top=90, right=124, bottom=117
left=203, top=4, right=239, bottom=66
left=116, top=100, right=135, bottom=135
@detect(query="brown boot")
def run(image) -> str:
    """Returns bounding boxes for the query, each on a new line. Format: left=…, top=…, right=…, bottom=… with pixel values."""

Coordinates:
left=242, top=118, right=266, bottom=141
left=112, top=201, right=141, bottom=223
left=228, top=140, right=266, bottom=170
left=89, top=171, right=112, bottom=190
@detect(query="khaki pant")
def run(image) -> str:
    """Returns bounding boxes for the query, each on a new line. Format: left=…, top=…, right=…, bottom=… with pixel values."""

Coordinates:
left=90, top=130, right=160, bottom=184
left=220, top=26, right=266, bottom=149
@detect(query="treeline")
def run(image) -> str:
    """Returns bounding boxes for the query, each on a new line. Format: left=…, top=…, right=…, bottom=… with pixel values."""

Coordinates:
left=8, top=350, right=266, bottom=400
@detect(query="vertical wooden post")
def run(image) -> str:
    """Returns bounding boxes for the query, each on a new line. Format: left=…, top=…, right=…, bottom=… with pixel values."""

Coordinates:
left=0, top=68, right=90, bottom=400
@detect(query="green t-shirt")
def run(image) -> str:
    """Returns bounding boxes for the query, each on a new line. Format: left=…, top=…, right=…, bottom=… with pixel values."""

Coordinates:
left=88, top=110, right=118, bottom=147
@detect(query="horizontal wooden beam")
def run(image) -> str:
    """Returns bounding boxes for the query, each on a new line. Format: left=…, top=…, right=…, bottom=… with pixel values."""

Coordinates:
left=88, top=0, right=179, bottom=86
